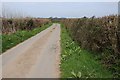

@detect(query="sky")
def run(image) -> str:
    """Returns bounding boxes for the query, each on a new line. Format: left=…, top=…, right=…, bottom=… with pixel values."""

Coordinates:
left=1, top=1, right=118, bottom=18
left=1, top=0, right=119, bottom=2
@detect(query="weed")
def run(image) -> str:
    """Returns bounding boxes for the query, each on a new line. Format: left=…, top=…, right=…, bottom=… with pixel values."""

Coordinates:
left=60, top=23, right=113, bottom=78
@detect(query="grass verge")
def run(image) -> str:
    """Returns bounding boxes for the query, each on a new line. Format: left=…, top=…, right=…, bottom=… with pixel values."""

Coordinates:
left=1, top=23, right=52, bottom=53
left=60, top=23, right=113, bottom=78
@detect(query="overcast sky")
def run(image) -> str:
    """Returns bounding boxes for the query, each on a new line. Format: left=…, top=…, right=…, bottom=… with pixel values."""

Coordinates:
left=2, top=2, right=118, bottom=18
left=1, top=0, right=119, bottom=2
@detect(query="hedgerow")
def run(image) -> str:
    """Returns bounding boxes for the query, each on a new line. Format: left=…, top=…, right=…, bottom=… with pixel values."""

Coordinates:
left=2, top=18, right=51, bottom=34
left=61, top=15, right=120, bottom=78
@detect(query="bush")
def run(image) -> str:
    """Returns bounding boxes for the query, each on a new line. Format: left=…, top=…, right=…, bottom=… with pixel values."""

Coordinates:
left=2, top=18, right=51, bottom=34
left=61, top=15, right=120, bottom=78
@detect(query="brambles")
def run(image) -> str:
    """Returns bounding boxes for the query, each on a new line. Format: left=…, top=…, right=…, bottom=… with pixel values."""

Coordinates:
left=60, top=24, right=112, bottom=78
left=61, top=15, right=120, bottom=77
left=26, top=19, right=34, bottom=30
left=2, top=18, right=51, bottom=34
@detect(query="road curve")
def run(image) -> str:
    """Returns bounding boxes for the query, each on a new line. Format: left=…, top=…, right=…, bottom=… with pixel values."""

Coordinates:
left=2, top=23, right=61, bottom=78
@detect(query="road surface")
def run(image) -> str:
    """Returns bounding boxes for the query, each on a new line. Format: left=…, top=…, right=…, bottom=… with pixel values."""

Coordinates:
left=2, top=23, right=61, bottom=78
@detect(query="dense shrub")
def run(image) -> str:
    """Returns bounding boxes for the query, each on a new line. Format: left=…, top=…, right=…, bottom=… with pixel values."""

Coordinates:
left=2, top=18, right=51, bottom=34
left=61, top=15, right=120, bottom=77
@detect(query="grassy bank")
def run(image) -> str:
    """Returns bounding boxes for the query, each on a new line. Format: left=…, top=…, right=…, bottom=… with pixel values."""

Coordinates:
left=61, top=15, right=119, bottom=78
left=2, top=23, right=52, bottom=53
left=60, top=23, right=113, bottom=78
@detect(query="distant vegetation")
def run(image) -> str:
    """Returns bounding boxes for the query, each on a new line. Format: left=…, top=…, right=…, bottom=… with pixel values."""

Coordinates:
left=61, top=15, right=120, bottom=78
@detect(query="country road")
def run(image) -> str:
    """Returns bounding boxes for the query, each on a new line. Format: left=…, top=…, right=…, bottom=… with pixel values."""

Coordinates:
left=2, top=23, right=61, bottom=78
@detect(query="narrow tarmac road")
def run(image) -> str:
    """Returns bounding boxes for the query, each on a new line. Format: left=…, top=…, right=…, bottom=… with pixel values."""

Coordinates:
left=2, top=23, right=61, bottom=78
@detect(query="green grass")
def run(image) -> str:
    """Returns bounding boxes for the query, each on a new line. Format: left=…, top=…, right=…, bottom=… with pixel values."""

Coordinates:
left=60, top=23, right=113, bottom=78
left=1, top=23, right=52, bottom=53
